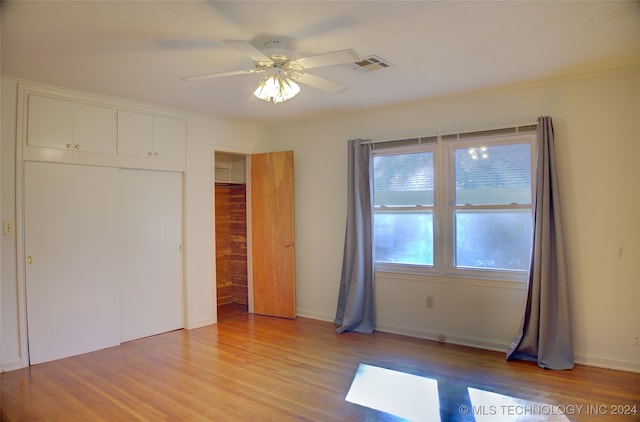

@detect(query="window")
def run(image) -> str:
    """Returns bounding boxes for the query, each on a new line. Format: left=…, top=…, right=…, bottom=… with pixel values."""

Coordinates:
left=373, top=130, right=535, bottom=280
left=373, top=149, right=436, bottom=267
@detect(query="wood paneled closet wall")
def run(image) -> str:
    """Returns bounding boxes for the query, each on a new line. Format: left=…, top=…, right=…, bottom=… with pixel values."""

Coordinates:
left=214, top=152, right=248, bottom=308
left=215, top=183, right=248, bottom=306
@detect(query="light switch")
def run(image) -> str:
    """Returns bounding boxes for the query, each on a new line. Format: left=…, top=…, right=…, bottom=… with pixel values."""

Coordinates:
left=3, top=221, right=14, bottom=235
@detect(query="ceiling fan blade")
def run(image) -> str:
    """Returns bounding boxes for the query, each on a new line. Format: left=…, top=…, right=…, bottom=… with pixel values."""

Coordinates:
left=296, top=49, right=360, bottom=69
left=223, top=39, right=273, bottom=62
left=182, top=68, right=265, bottom=81
left=295, top=72, right=350, bottom=94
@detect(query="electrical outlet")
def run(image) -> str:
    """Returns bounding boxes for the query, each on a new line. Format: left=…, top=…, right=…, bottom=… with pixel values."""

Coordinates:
left=426, top=296, right=434, bottom=308
left=633, top=331, right=640, bottom=346
left=3, top=221, right=14, bottom=236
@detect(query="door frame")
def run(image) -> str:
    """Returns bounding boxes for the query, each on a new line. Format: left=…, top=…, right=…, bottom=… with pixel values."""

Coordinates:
left=210, top=146, right=254, bottom=320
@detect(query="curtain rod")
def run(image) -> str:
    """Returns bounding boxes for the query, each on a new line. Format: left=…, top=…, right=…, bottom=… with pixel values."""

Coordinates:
left=369, top=122, right=538, bottom=148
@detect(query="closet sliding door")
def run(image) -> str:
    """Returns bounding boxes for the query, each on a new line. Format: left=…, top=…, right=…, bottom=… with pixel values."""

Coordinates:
left=24, top=164, right=184, bottom=364
left=24, top=162, right=120, bottom=364
left=118, top=169, right=183, bottom=342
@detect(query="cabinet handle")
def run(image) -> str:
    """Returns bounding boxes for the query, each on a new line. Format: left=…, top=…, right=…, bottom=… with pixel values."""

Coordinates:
left=148, top=152, right=153, bottom=157
left=75, top=144, right=80, bottom=150
left=66, top=144, right=73, bottom=149
left=27, top=256, right=33, bottom=265
left=154, top=152, right=159, bottom=157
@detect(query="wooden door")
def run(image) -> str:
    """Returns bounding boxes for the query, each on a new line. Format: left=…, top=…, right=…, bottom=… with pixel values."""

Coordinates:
left=24, top=162, right=120, bottom=364
left=251, top=151, right=296, bottom=318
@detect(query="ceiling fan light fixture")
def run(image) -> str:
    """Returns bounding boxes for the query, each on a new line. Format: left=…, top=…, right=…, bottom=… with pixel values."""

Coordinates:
left=253, top=74, right=300, bottom=104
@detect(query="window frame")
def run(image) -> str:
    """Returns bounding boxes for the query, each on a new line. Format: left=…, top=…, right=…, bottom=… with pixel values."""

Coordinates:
left=372, top=132, right=536, bottom=282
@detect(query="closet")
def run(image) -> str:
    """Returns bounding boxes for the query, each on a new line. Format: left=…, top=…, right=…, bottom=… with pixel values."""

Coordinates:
left=214, top=152, right=249, bottom=311
left=20, top=83, right=185, bottom=364
left=214, top=151, right=296, bottom=319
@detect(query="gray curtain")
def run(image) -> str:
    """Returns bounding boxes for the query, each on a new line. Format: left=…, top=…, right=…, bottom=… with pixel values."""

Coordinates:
left=507, top=116, right=574, bottom=370
left=334, top=139, right=375, bottom=334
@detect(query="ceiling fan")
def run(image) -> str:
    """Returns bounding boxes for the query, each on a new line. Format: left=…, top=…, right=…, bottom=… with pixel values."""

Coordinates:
left=181, top=39, right=361, bottom=103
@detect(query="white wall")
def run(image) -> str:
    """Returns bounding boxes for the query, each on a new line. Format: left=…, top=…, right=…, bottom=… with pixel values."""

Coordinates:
left=0, top=77, right=268, bottom=369
left=1, top=79, right=21, bottom=370
left=267, top=66, right=640, bottom=372
left=183, top=111, right=267, bottom=328
left=3, top=67, right=639, bottom=373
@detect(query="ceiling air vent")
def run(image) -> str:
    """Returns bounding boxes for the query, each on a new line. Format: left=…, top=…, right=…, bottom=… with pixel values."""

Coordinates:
left=353, top=55, right=393, bottom=72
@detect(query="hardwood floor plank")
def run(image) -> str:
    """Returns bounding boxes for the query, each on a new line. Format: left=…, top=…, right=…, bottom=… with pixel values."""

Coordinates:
left=2, top=304, right=638, bottom=421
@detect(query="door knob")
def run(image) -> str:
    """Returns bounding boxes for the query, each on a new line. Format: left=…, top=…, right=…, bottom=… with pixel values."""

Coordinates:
left=27, top=256, right=33, bottom=264
left=284, top=242, right=292, bottom=247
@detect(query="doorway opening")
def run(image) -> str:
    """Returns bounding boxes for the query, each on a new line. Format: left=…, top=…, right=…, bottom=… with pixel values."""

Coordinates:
left=214, top=152, right=249, bottom=319
left=213, top=149, right=296, bottom=321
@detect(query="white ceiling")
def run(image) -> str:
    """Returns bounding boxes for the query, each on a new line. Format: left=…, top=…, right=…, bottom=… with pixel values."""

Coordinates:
left=2, top=1, right=640, bottom=123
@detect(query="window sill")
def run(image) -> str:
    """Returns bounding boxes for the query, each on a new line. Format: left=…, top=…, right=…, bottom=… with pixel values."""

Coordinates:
left=374, top=268, right=528, bottom=290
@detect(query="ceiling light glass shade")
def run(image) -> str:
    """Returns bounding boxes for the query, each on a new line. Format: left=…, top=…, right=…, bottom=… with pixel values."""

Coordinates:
left=253, top=74, right=301, bottom=104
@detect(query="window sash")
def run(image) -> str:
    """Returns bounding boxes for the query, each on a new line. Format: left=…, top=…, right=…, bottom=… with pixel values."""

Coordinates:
left=451, top=208, right=533, bottom=272
left=373, top=144, right=437, bottom=271
left=449, top=139, right=533, bottom=207
left=373, top=209, right=434, bottom=267
left=445, top=134, right=534, bottom=279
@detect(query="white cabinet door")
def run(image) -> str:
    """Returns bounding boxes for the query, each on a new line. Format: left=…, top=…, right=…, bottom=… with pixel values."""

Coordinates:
left=118, top=169, right=183, bottom=342
left=73, top=101, right=116, bottom=154
left=27, top=94, right=116, bottom=154
left=153, top=115, right=186, bottom=161
left=27, top=95, right=74, bottom=149
left=24, top=162, right=120, bottom=364
left=117, top=110, right=186, bottom=161
left=117, top=110, right=153, bottom=158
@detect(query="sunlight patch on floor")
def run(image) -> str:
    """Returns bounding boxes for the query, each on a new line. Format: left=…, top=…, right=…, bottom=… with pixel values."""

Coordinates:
left=468, top=388, right=570, bottom=422
left=345, top=363, right=441, bottom=421
left=345, top=364, right=572, bottom=421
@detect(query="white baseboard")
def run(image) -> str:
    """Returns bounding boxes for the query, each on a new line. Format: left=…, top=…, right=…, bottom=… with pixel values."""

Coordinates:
left=2, top=357, right=28, bottom=372
left=296, top=308, right=335, bottom=323
left=375, top=322, right=510, bottom=353
left=185, top=316, right=216, bottom=330
left=574, top=354, right=640, bottom=374
left=373, top=323, right=640, bottom=373
left=296, top=314, right=640, bottom=374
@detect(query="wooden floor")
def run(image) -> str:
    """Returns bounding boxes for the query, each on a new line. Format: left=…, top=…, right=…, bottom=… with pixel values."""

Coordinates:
left=2, top=304, right=638, bottom=421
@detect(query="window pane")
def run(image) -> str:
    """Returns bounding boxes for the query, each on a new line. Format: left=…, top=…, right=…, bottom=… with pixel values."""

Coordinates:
left=455, top=210, right=531, bottom=271
left=455, top=143, right=531, bottom=205
left=374, top=212, right=433, bottom=265
left=373, top=152, right=434, bottom=206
